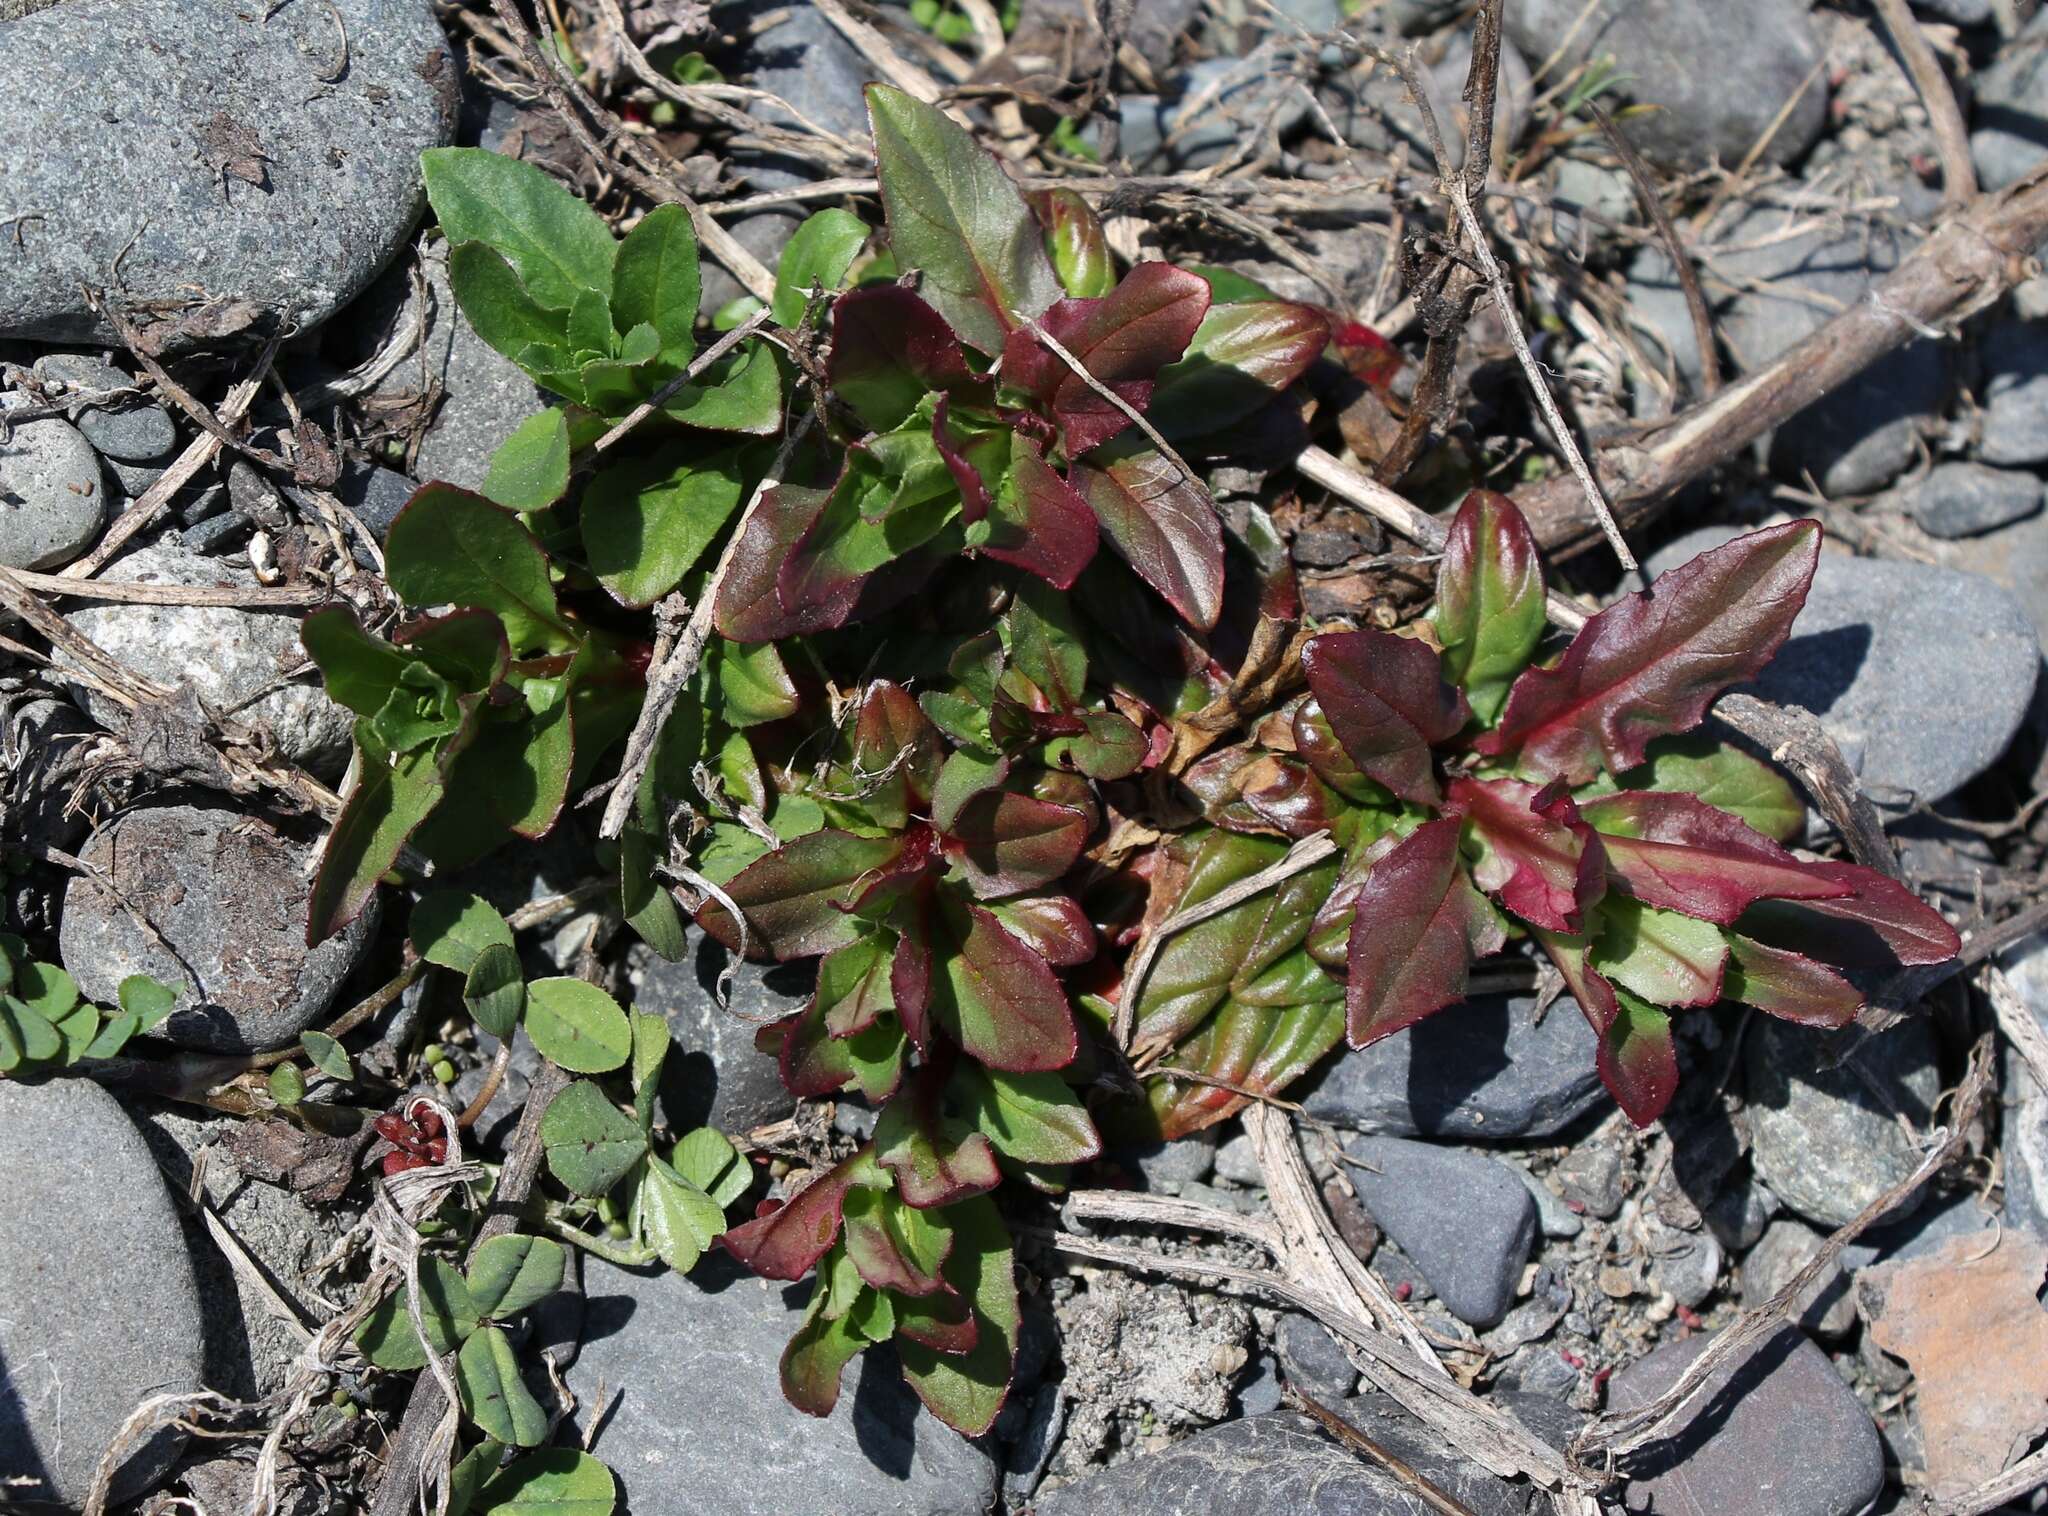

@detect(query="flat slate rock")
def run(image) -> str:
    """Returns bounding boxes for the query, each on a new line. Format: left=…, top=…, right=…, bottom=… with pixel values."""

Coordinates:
left=565, top=1257, right=999, bottom=1516
left=0, top=0, right=457, bottom=346
left=1037, top=1392, right=1546, bottom=1516
left=1299, top=993, right=1608, bottom=1138
left=0, top=1078, right=206, bottom=1507
left=1609, top=1328, right=1883, bottom=1516
left=1647, top=529, right=2040, bottom=805
left=637, top=937, right=806, bottom=1135
left=1343, top=1136, right=1538, bottom=1328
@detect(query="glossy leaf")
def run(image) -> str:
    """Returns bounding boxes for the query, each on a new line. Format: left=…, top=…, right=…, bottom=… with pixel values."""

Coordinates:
left=467, top=1235, right=565, bottom=1320
left=699, top=829, right=925, bottom=960
left=1738, top=861, right=1961, bottom=969
left=1071, top=440, right=1223, bottom=629
left=874, top=1066, right=1002, bottom=1207
left=445, top=242, right=571, bottom=373
left=782, top=1283, right=869, bottom=1417
left=933, top=899, right=1080, bottom=1072
left=984, top=894, right=1096, bottom=967
left=828, top=285, right=976, bottom=434
left=1577, top=790, right=1851, bottom=925
left=1300, top=629, right=1469, bottom=806
left=1588, top=897, right=1727, bottom=1008
left=302, top=605, right=410, bottom=718
left=583, top=443, right=744, bottom=607
left=660, top=340, right=783, bottom=435
left=1620, top=734, right=1806, bottom=843
left=541, top=1079, right=648, bottom=1196
left=483, top=408, right=572, bottom=514
left=1725, top=934, right=1865, bottom=1027
left=672, top=1126, right=750, bottom=1207
left=523, top=978, right=633, bottom=1073
left=841, top=1185, right=954, bottom=1295
left=1151, top=989, right=1344, bottom=1138
left=307, top=733, right=448, bottom=945
left=1032, top=187, right=1114, bottom=298
left=1344, top=820, right=1506, bottom=1047
left=423, top=147, right=616, bottom=311
left=772, top=206, right=868, bottom=328
left=896, top=1193, right=1019, bottom=1436
left=721, top=1150, right=874, bottom=1279
left=955, top=1065, right=1101, bottom=1164
left=1434, top=490, right=1546, bottom=724
left=459, top=1325, right=549, bottom=1446
left=386, top=485, right=571, bottom=657
left=939, top=790, right=1089, bottom=899
left=866, top=85, right=1061, bottom=356
left=1449, top=776, right=1605, bottom=933
left=1480, top=521, right=1821, bottom=783
left=1001, top=262, right=1211, bottom=454
left=1535, top=929, right=1677, bottom=1127
left=611, top=202, right=699, bottom=368
left=976, top=432, right=1099, bottom=589
left=1147, top=300, right=1329, bottom=441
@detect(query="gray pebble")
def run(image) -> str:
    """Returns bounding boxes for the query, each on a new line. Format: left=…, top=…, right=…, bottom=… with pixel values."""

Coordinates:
left=1979, top=320, right=2048, bottom=468
left=1908, top=462, right=2043, bottom=539
left=1127, top=1132, right=1218, bottom=1192
left=1276, top=1313, right=1358, bottom=1402
left=59, top=802, right=378, bottom=1053
left=1344, top=1135, right=1537, bottom=1328
left=1511, top=1163, right=1584, bottom=1239
left=0, top=392, right=107, bottom=569
left=1970, top=10, right=2048, bottom=192
left=32, top=353, right=176, bottom=461
left=1742, top=1218, right=1856, bottom=1336
left=638, top=937, right=805, bottom=1135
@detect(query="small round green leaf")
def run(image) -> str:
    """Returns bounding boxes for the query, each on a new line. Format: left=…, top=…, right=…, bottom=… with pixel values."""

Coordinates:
left=268, top=1064, right=307, bottom=1108
left=457, top=1324, right=550, bottom=1446
left=540, top=1080, right=648, bottom=1197
left=412, top=891, right=516, bottom=974
left=301, top=1030, right=354, bottom=1082
left=467, top=1235, right=566, bottom=1321
left=464, top=942, right=527, bottom=1041
left=474, top=1448, right=617, bottom=1516
left=524, top=978, right=633, bottom=1073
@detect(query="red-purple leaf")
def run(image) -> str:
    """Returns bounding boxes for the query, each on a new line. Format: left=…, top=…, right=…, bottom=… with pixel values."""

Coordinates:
left=891, top=920, right=936, bottom=1053
left=978, top=436, right=1098, bottom=589
left=1070, top=441, right=1223, bottom=629
left=841, top=1186, right=955, bottom=1296
left=1434, top=491, right=1547, bottom=725
left=1448, top=776, right=1605, bottom=933
left=934, top=896, right=1080, bottom=1072
left=697, top=829, right=922, bottom=960
left=1001, top=263, right=1211, bottom=454
left=721, top=1153, right=873, bottom=1280
left=1479, top=521, right=1822, bottom=783
left=874, top=1065, right=1002, bottom=1208
left=1147, top=301, right=1331, bottom=442
left=939, top=791, right=1089, bottom=899
left=1725, top=935, right=1865, bottom=1026
left=895, top=1193, right=1018, bottom=1435
left=1577, top=790, right=1853, bottom=925
left=1344, top=819, right=1507, bottom=1047
left=1150, top=994, right=1345, bottom=1139
left=853, top=680, right=945, bottom=814
left=984, top=895, right=1096, bottom=967
left=1300, top=629, right=1469, bottom=806
left=1535, top=931, right=1677, bottom=1127
left=1738, top=861, right=1961, bottom=968
left=828, top=285, right=977, bottom=433
left=893, top=1290, right=980, bottom=1355
left=713, top=483, right=859, bottom=641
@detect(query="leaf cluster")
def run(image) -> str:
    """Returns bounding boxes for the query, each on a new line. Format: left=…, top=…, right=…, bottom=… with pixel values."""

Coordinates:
left=0, top=937, right=175, bottom=1073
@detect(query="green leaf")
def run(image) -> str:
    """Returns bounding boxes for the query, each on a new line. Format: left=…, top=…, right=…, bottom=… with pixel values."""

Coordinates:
left=412, top=891, right=516, bottom=973
left=448, top=1437, right=507, bottom=1516
left=566, top=288, right=613, bottom=358
left=386, top=486, right=571, bottom=657
left=866, top=84, right=1061, bottom=356
left=660, top=341, right=784, bottom=435
left=772, top=208, right=869, bottom=327
left=301, top=1030, right=354, bottom=1081
left=1590, top=898, right=1728, bottom=1008
left=541, top=1079, right=649, bottom=1196
left=81, top=1009, right=142, bottom=1061
left=303, top=606, right=410, bottom=717
left=633, top=1155, right=726, bottom=1272
left=1434, top=491, right=1547, bottom=725
left=583, top=444, right=744, bottom=607
left=424, top=147, right=617, bottom=311
left=307, top=732, right=448, bottom=945
left=14, top=961, right=77, bottom=1020
left=466, top=1235, right=566, bottom=1320
left=670, top=1126, right=749, bottom=1207
left=1148, top=301, right=1330, bottom=442
left=268, top=1063, right=306, bottom=1107
left=896, top=1193, right=1019, bottom=1436
left=118, top=974, right=178, bottom=1030
left=629, top=1010, right=668, bottom=1132
left=955, top=1066, right=1101, bottom=1165
left=458, top=1325, right=549, bottom=1446
left=611, top=202, right=700, bottom=370
left=1620, top=735, right=1807, bottom=844
left=483, top=410, right=573, bottom=514
left=621, top=824, right=688, bottom=964
left=446, top=242, right=572, bottom=375
left=0, top=996, right=60, bottom=1071
left=474, top=1449, right=616, bottom=1516
left=355, top=1258, right=476, bottom=1369
left=464, top=943, right=527, bottom=1040
left=781, top=1278, right=870, bottom=1417
left=524, top=978, right=633, bottom=1072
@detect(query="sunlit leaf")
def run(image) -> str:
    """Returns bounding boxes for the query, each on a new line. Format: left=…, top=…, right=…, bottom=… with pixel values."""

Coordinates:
left=1300, top=629, right=1468, bottom=806
left=1344, top=820, right=1506, bottom=1046
left=1434, top=490, right=1546, bottom=725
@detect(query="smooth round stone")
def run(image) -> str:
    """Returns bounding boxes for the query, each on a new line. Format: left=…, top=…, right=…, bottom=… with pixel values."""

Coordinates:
left=1908, top=461, right=2044, bottom=540
left=31, top=353, right=177, bottom=462
left=0, top=1078, right=206, bottom=1505
left=57, top=538, right=353, bottom=772
left=0, top=392, right=107, bottom=569
left=59, top=802, right=377, bottom=1052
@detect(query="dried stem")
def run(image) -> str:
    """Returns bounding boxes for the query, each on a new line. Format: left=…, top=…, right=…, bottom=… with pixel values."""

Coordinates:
left=1870, top=0, right=1978, bottom=211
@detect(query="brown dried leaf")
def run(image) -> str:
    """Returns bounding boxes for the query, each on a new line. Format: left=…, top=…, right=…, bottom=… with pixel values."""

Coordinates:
left=220, top=1115, right=369, bottom=1207
left=1865, top=1232, right=2048, bottom=1500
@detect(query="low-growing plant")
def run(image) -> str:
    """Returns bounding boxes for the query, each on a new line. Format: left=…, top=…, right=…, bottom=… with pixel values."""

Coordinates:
left=292, top=80, right=1963, bottom=1453
left=0, top=934, right=177, bottom=1073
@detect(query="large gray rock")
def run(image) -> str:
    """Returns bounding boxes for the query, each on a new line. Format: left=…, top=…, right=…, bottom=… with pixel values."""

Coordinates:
left=0, top=393, right=106, bottom=569
left=1908, top=461, right=2044, bottom=539
left=30, top=354, right=176, bottom=462
left=1970, top=10, right=2048, bottom=192
left=1979, top=320, right=2048, bottom=468
left=0, top=1078, right=207, bottom=1506
left=635, top=937, right=805, bottom=1136
left=1608, top=1328, right=1884, bottom=1516
left=1343, top=1135, right=1537, bottom=1328
left=1746, top=1018, right=1941, bottom=1230
left=57, top=538, right=354, bottom=772
left=1038, top=1392, right=1544, bottom=1516
left=565, top=1257, right=1000, bottom=1516
left=60, top=802, right=377, bottom=1053
left=1300, top=993, right=1609, bottom=1138
left=0, top=0, right=456, bottom=346
left=1503, top=0, right=1826, bottom=171
left=1647, top=530, right=2040, bottom=805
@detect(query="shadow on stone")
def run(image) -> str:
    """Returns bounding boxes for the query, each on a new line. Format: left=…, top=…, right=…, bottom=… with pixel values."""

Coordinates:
left=1751, top=622, right=1874, bottom=718
left=1402, top=996, right=1514, bottom=1130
